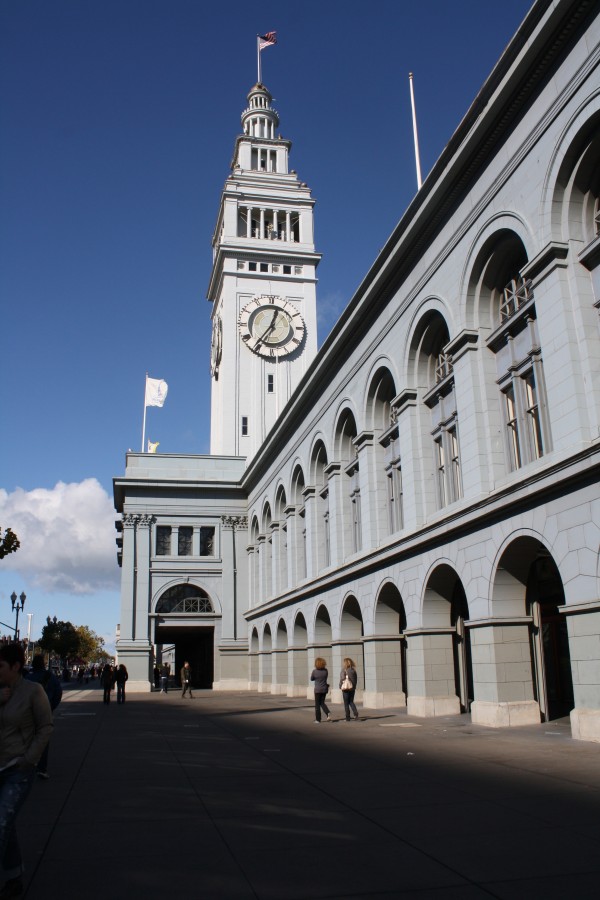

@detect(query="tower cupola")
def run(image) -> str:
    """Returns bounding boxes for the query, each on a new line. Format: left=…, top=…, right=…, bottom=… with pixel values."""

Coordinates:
left=241, top=83, right=279, bottom=140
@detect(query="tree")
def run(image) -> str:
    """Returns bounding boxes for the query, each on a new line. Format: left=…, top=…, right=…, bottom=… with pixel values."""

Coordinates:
left=37, top=617, right=80, bottom=663
left=74, top=625, right=106, bottom=663
left=0, top=526, right=20, bottom=559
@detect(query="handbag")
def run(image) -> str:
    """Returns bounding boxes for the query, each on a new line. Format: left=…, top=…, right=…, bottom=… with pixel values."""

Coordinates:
left=341, top=670, right=353, bottom=691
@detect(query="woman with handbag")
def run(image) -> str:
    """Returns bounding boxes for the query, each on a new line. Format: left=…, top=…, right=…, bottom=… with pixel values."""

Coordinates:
left=339, top=657, right=359, bottom=721
left=310, top=657, right=332, bottom=723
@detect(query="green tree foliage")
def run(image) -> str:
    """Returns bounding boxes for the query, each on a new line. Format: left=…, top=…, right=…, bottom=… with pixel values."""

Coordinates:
left=0, top=526, right=20, bottom=559
left=37, top=617, right=80, bottom=663
left=37, top=618, right=108, bottom=665
left=74, top=625, right=106, bottom=663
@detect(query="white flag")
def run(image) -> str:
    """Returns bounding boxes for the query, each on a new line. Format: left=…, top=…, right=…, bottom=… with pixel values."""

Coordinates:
left=145, top=377, right=168, bottom=408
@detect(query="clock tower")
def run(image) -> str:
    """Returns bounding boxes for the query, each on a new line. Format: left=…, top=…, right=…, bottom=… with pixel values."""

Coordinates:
left=208, top=82, right=321, bottom=462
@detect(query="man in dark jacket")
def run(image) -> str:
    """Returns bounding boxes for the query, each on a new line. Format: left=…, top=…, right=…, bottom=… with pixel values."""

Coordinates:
left=26, top=655, right=62, bottom=779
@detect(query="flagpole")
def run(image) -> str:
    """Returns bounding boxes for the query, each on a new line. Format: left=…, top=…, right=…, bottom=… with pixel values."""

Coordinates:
left=141, top=372, right=148, bottom=452
left=257, top=35, right=261, bottom=83
left=409, top=72, right=423, bottom=190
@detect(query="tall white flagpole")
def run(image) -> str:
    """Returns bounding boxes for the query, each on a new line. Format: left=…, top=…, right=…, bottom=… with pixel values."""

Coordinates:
left=141, top=372, right=148, bottom=452
left=409, top=72, right=423, bottom=190
left=257, top=35, right=261, bottom=83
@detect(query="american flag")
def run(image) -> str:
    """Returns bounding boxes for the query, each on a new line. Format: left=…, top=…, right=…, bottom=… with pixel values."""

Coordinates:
left=259, top=31, right=277, bottom=50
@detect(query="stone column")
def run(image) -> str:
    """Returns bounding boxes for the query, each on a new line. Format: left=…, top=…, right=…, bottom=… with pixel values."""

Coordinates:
left=302, top=485, right=317, bottom=577
left=284, top=505, right=298, bottom=589
left=468, top=619, right=540, bottom=727
left=362, top=635, right=406, bottom=708
left=562, top=602, right=600, bottom=742
left=258, top=651, right=272, bottom=692
left=116, top=514, right=154, bottom=692
left=405, top=629, right=461, bottom=717
left=394, top=389, right=426, bottom=529
left=288, top=647, right=309, bottom=697
left=270, top=521, right=281, bottom=596
left=324, top=462, right=343, bottom=565
left=354, top=430, right=378, bottom=549
left=271, top=649, right=288, bottom=694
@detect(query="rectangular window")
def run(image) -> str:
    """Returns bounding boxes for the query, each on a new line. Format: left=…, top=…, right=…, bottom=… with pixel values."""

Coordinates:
left=178, top=526, right=193, bottom=556
left=524, top=371, right=544, bottom=460
left=283, top=265, right=291, bottom=274
left=249, top=262, right=257, bottom=271
left=267, top=374, right=274, bottom=393
left=200, top=526, right=215, bottom=556
left=156, top=526, right=171, bottom=556
left=241, top=416, right=248, bottom=436
left=449, top=426, right=462, bottom=501
left=504, top=385, right=521, bottom=470
left=435, top=437, right=447, bottom=508
left=260, top=262, right=268, bottom=272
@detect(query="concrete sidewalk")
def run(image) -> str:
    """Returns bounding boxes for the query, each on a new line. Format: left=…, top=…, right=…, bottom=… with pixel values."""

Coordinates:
left=14, top=685, right=600, bottom=899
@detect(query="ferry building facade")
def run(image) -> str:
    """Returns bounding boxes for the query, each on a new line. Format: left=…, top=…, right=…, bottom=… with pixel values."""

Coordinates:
left=114, top=0, right=600, bottom=742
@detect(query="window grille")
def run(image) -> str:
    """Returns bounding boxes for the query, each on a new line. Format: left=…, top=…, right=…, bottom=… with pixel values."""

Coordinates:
left=156, top=584, right=212, bottom=614
left=156, top=526, right=171, bottom=556
left=435, top=351, right=453, bottom=383
left=200, top=527, right=215, bottom=556
left=178, top=526, right=193, bottom=556
left=500, top=277, right=533, bottom=322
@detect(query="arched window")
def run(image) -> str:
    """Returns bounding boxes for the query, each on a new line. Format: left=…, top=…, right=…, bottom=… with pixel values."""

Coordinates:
left=367, top=367, right=400, bottom=536
left=335, top=410, right=360, bottom=555
left=419, top=313, right=462, bottom=508
left=482, top=232, right=551, bottom=470
left=156, top=585, right=213, bottom=614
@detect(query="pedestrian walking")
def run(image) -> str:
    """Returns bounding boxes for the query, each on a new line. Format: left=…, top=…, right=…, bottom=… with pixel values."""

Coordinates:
left=153, top=664, right=160, bottom=691
left=310, top=657, right=331, bottom=723
left=160, top=663, right=170, bottom=693
left=0, top=643, right=53, bottom=899
left=100, top=664, right=114, bottom=704
left=339, top=657, right=359, bottom=721
left=180, top=662, right=193, bottom=698
left=115, top=664, right=128, bottom=704
left=26, top=655, right=62, bottom=778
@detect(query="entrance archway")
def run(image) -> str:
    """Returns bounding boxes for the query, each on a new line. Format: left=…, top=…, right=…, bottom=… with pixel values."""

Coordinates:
left=492, top=537, right=574, bottom=721
left=154, top=584, right=216, bottom=688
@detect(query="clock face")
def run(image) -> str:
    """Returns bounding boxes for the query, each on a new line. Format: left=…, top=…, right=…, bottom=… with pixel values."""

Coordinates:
left=210, top=315, right=222, bottom=376
left=239, top=296, right=305, bottom=358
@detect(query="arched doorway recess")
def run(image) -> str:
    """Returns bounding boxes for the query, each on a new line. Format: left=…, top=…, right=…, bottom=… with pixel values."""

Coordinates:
left=364, top=582, right=408, bottom=708
left=154, top=584, right=215, bottom=688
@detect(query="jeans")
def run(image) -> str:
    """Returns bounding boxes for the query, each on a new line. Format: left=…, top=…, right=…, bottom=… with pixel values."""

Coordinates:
left=181, top=682, right=193, bottom=697
left=342, top=689, right=358, bottom=720
left=0, top=765, right=36, bottom=879
left=160, top=676, right=168, bottom=693
left=314, top=693, right=330, bottom=721
left=116, top=684, right=126, bottom=703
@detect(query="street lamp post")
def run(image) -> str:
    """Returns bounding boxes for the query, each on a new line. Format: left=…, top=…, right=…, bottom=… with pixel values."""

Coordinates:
left=10, top=591, right=26, bottom=640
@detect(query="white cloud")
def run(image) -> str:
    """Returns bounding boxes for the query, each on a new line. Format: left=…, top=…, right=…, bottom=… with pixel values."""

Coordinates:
left=0, top=479, right=119, bottom=594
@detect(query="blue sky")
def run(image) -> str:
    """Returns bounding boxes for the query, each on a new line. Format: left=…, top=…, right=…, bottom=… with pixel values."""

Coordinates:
left=1, top=0, right=533, bottom=649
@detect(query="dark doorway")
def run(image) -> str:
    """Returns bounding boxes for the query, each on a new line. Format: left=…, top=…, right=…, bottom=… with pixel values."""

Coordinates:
left=528, top=555, right=574, bottom=720
left=155, top=626, right=214, bottom=689
left=451, top=582, right=474, bottom=713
